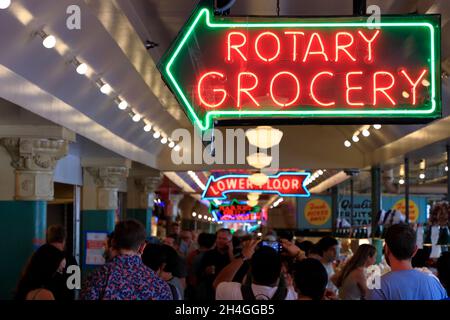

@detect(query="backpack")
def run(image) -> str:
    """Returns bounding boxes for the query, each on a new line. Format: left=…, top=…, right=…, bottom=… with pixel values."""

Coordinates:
left=240, top=273, right=288, bottom=300
left=168, top=283, right=180, bottom=300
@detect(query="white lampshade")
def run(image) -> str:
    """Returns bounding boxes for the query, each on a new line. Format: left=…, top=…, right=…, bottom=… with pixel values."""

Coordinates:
left=245, top=126, right=283, bottom=149
left=249, top=173, right=269, bottom=187
left=247, top=199, right=258, bottom=207
left=246, top=153, right=272, bottom=169
left=247, top=193, right=260, bottom=201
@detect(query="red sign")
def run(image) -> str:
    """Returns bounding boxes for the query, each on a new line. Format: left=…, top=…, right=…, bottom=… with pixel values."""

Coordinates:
left=159, top=3, right=440, bottom=131
left=210, top=199, right=262, bottom=222
left=202, top=172, right=309, bottom=200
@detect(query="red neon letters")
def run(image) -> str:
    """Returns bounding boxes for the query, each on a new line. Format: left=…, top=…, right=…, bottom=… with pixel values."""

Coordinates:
left=197, top=29, right=430, bottom=109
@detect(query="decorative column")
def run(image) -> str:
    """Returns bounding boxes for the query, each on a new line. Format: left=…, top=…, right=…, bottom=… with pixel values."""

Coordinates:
left=1, top=137, right=69, bottom=200
left=80, top=164, right=129, bottom=274
left=168, top=193, right=184, bottom=222
left=0, top=135, right=72, bottom=300
left=127, top=175, right=162, bottom=237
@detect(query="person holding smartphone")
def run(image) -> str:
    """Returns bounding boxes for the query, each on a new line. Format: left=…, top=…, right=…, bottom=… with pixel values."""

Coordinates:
left=197, top=228, right=234, bottom=300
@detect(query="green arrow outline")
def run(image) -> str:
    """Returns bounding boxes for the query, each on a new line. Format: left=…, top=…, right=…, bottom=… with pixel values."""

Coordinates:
left=158, top=4, right=440, bottom=132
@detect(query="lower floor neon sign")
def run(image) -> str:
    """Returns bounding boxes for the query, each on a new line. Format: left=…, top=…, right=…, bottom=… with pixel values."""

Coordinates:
left=202, top=172, right=310, bottom=200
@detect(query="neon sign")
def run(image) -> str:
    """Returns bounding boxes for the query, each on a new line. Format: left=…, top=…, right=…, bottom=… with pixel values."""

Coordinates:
left=210, top=199, right=262, bottom=223
left=158, top=1, right=441, bottom=131
left=202, top=172, right=310, bottom=200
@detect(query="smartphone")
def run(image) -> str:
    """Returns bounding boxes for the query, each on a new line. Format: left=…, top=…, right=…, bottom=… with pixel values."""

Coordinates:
left=260, top=240, right=282, bottom=253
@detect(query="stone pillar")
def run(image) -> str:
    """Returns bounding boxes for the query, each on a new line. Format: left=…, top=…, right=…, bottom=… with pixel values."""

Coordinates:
left=168, top=193, right=184, bottom=222
left=127, top=175, right=162, bottom=237
left=1, top=137, right=69, bottom=200
left=0, top=133, right=73, bottom=300
left=80, top=162, right=129, bottom=274
left=85, top=166, right=129, bottom=210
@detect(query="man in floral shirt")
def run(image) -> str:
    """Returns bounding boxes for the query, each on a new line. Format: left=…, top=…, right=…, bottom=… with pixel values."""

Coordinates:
left=81, top=220, right=172, bottom=300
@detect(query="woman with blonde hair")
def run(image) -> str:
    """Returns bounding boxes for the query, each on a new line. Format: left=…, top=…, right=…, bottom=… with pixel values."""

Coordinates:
left=333, top=244, right=377, bottom=300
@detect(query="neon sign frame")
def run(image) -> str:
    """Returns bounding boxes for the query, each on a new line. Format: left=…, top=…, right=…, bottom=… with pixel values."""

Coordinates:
left=159, top=2, right=441, bottom=131
left=202, top=172, right=311, bottom=201
left=209, top=198, right=262, bottom=223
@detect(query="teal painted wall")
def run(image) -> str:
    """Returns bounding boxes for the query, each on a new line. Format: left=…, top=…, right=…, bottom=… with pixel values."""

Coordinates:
left=0, top=201, right=46, bottom=300
left=126, top=208, right=152, bottom=237
left=80, top=210, right=115, bottom=276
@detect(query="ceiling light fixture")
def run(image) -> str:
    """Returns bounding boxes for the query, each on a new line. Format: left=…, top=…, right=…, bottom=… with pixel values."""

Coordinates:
left=132, top=113, right=141, bottom=122
left=246, top=126, right=283, bottom=149
left=248, top=172, right=269, bottom=187
left=247, top=193, right=260, bottom=201
left=174, top=145, right=181, bottom=152
left=143, top=123, right=152, bottom=132
left=352, top=135, right=359, bottom=142
left=344, top=140, right=351, bottom=148
left=161, top=137, right=168, bottom=144
left=0, top=0, right=11, bottom=9
left=373, top=124, right=382, bottom=130
left=153, top=131, right=161, bottom=139
left=118, top=100, right=128, bottom=110
left=99, top=81, right=112, bottom=95
left=168, top=141, right=175, bottom=148
left=362, top=129, right=370, bottom=137
left=40, top=32, right=56, bottom=49
left=247, top=199, right=258, bottom=207
left=399, top=178, right=405, bottom=185
left=246, top=153, right=272, bottom=169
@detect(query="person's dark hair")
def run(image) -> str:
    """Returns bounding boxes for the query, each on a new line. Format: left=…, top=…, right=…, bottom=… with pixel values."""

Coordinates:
left=309, top=243, right=322, bottom=257
left=316, top=236, right=338, bottom=256
left=216, top=228, right=231, bottom=236
left=437, top=252, right=450, bottom=295
left=160, top=245, right=179, bottom=274
left=167, top=233, right=180, bottom=245
left=298, top=240, right=314, bottom=256
left=197, top=233, right=215, bottom=249
left=142, top=243, right=179, bottom=275
left=112, top=219, right=146, bottom=251
left=412, top=247, right=431, bottom=268
left=278, top=230, right=294, bottom=242
left=251, top=246, right=282, bottom=286
left=46, top=225, right=66, bottom=244
left=335, top=244, right=376, bottom=288
left=142, top=244, right=167, bottom=271
left=106, top=231, right=114, bottom=248
left=15, top=244, right=65, bottom=300
left=385, top=223, right=416, bottom=260
left=293, top=258, right=328, bottom=300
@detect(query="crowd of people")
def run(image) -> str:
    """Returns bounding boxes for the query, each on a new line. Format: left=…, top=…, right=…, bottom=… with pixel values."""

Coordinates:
left=14, top=220, right=450, bottom=300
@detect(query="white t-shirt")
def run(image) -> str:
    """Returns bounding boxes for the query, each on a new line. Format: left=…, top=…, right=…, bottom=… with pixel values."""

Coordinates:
left=215, top=282, right=298, bottom=300
left=323, top=262, right=338, bottom=294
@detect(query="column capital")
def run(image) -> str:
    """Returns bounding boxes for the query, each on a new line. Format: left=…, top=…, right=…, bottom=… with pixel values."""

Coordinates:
left=0, top=137, right=70, bottom=201
left=135, top=174, right=163, bottom=193
left=86, top=166, right=129, bottom=189
left=0, top=137, right=69, bottom=171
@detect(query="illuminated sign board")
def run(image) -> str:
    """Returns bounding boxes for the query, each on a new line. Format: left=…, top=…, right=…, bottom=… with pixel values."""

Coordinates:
left=210, top=199, right=261, bottom=222
left=202, top=172, right=310, bottom=200
left=159, top=1, right=440, bottom=131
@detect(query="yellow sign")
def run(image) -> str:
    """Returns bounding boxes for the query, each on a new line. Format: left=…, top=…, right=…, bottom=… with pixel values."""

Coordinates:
left=304, top=198, right=331, bottom=226
left=392, top=199, right=419, bottom=223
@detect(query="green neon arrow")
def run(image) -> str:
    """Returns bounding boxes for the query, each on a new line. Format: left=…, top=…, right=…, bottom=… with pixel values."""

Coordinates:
left=158, top=0, right=440, bottom=132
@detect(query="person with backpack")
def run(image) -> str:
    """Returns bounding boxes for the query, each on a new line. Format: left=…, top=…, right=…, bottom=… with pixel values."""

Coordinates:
left=214, top=239, right=297, bottom=300
left=142, top=243, right=186, bottom=300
